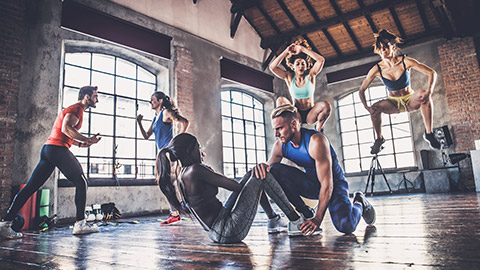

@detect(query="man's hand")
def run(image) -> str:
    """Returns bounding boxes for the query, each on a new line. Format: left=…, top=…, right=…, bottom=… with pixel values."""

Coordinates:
left=87, top=133, right=102, bottom=145
left=299, top=217, right=321, bottom=236
left=252, top=163, right=270, bottom=179
left=136, top=114, right=144, bottom=122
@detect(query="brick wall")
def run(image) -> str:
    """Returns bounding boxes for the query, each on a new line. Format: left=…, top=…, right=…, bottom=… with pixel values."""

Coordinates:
left=0, top=1, right=24, bottom=214
left=438, top=37, right=480, bottom=184
left=174, top=47, right=195, bottom=133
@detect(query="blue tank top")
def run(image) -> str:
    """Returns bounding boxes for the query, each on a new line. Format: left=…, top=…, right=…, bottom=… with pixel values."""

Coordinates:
left=152, top=109, right=173, bottom=149
left=281, top=128, right=346, bottom=182
left=377, top=55, right=410, bottom=91
left=289, top=74, right=314, bottom=99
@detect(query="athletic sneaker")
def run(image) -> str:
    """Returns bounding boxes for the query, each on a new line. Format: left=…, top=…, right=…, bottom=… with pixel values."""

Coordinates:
left=424, top=131, right=441, bottom=149
left=370, top=137, right=385, bottom=154
left=288, top=217, right=322, bottom=237
left=0, top=221, right=23, bottom=239
left=267, top=214, right=288, bottom=234
left=72, top=219, right=99, bottom=235
left=353, top=191, right=376, bottom=225
left=160, top=214, right=181, bottom=225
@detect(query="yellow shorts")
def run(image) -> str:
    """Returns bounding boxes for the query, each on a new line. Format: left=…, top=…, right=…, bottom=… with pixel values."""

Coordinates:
left=387, top=93, right=412, bottom=112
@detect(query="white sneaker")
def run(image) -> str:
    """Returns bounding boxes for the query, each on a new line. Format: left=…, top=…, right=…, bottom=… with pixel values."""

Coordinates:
left=288, top=217, right=322, bottom=237
left=0, top=221, right=23, bottom=239
left=72, top=219, right=99, bottom=235
left=267, top=215, right=288, bottom=234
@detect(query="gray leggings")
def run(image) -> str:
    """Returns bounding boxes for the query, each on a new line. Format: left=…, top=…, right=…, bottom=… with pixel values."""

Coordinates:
left=207, top=172, right=295, bottom=243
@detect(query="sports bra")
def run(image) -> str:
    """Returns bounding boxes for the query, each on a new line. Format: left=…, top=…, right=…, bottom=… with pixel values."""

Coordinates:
left=377, top=55, right=411, bottom=91
left=289, top=74, right=315, bottom=99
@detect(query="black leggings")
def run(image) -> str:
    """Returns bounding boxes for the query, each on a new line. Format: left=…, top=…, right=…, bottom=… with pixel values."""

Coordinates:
left=3, top=145, right=88, bottom=221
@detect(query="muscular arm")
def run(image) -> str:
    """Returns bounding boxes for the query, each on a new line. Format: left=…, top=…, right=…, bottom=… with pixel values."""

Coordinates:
left=62, top=113, right=89, bottom=142
left=405, top=57, right=437, bottom=94
left=253, top=140, right=284, bottom=179
left=300, top=134, right=333, bottom=234
left=136, top=115, right=153, bottom=139
left=358, top=65, right=380, bottom=112
left=301, top=46, right=325, bottom=77
left=269, top=46, right=292, bottom=81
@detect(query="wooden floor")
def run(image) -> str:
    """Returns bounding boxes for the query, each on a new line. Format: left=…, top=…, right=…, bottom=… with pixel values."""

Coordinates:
left=1, top=193, right=480, bottom=269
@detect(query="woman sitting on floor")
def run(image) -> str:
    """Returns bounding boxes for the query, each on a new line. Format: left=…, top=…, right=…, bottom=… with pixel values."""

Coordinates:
left=156, top=133, right=316, bottom=243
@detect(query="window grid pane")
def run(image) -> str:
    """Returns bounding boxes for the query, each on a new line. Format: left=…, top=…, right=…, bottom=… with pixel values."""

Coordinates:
left=337, top=86, right=415, bottom=173
left=62, top=52, right=158, bottom=180
left=221, top=90, right=267, bottom=178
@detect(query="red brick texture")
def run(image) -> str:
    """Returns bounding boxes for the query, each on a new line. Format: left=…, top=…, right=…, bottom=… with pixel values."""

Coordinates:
left=438, top=37, right=480, bottom=184
left=0, top=1, right=24, bottom=214
left=174, top=47, right=195, bottom=133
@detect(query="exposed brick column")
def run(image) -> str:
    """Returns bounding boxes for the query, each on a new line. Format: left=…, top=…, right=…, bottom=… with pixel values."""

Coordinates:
left=438, top=37, right=480, bottom=185
left=174, top=47, right=195, bottom=133
left=0, top=1, right=24, bottom=214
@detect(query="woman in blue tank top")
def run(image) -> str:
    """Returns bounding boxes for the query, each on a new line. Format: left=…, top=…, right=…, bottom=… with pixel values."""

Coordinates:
left=358, top=29, right=440, bottom=154
left=269, top=39, right=331, bottom=131
left=137, top=91, right=189, bottom=225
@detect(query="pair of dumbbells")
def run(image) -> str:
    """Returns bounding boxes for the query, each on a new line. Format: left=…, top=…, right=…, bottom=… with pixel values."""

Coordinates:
left=85, top=204, right=103, bottom=222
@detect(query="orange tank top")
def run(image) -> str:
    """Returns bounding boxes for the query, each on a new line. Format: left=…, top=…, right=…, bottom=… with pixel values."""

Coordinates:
left=45, top=103, right=84, bottom=148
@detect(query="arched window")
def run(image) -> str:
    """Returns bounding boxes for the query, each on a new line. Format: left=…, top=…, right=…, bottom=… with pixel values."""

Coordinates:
left=62, top=52, right=157, bottom=180
left=337, top=86, right=415, bottom=174
left=221, top=90, right=267, bottom=178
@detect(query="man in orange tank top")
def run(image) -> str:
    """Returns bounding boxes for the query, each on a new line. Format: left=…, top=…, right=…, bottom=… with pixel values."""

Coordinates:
left=0, top=86, right=102, bottom=239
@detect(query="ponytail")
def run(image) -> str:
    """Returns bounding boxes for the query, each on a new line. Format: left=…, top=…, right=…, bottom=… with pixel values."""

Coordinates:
left=152, top=91, right=181, bottom=119
left=156, top=148, right=184, bottom=213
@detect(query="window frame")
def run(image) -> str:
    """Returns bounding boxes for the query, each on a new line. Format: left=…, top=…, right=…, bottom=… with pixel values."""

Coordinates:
left=59, top=52, right=160, bottom=186
left=336, top=86, right=418, bottom=176
left=221, top=89, right=268, bottom=179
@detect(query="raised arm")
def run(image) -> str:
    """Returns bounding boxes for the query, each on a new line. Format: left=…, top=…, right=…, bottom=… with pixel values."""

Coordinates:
left=299, top=46, right=325, bottom=77
left=269, top=45, right=295, bottom=80
left=300, top=133, right=333, bottom=235
left=358, top=65, right=380, bottom=114
left=136, top=114, right=153, bottom=139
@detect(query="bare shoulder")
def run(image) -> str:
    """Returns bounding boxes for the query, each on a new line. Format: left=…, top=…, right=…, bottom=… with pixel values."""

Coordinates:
left=309, top=133, right=330, bottom=159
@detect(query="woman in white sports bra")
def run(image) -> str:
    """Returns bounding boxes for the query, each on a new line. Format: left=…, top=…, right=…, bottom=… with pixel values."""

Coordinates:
left=269, top=39, right=331, bottom=131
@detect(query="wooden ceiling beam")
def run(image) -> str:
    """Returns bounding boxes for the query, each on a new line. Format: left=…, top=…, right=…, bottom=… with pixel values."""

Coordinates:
left=414, top=0, right=431, bottom=32
left=428, top=0, right=455, bottom=39
left=330, top=0, right=363, bottom=51
left=256, top=2, right=282, bottom=34
left=357, top=0, right=378, bottom=33
left=324, top=29, right=442, bottom=66
left=389, top=7, right=406, bottom=38
left=243, top=14, right=264, bottom=39
left=230, top=12, right=243, bottom=38
left=261, top=0, right=410, bottom=48
left=275, top=0, right=321, bottom=54
left=230, top=0, right=259, bottom=14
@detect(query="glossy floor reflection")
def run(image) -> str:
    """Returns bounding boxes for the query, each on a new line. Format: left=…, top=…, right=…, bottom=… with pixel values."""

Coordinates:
left=1, top=193, right=480, bottom=269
